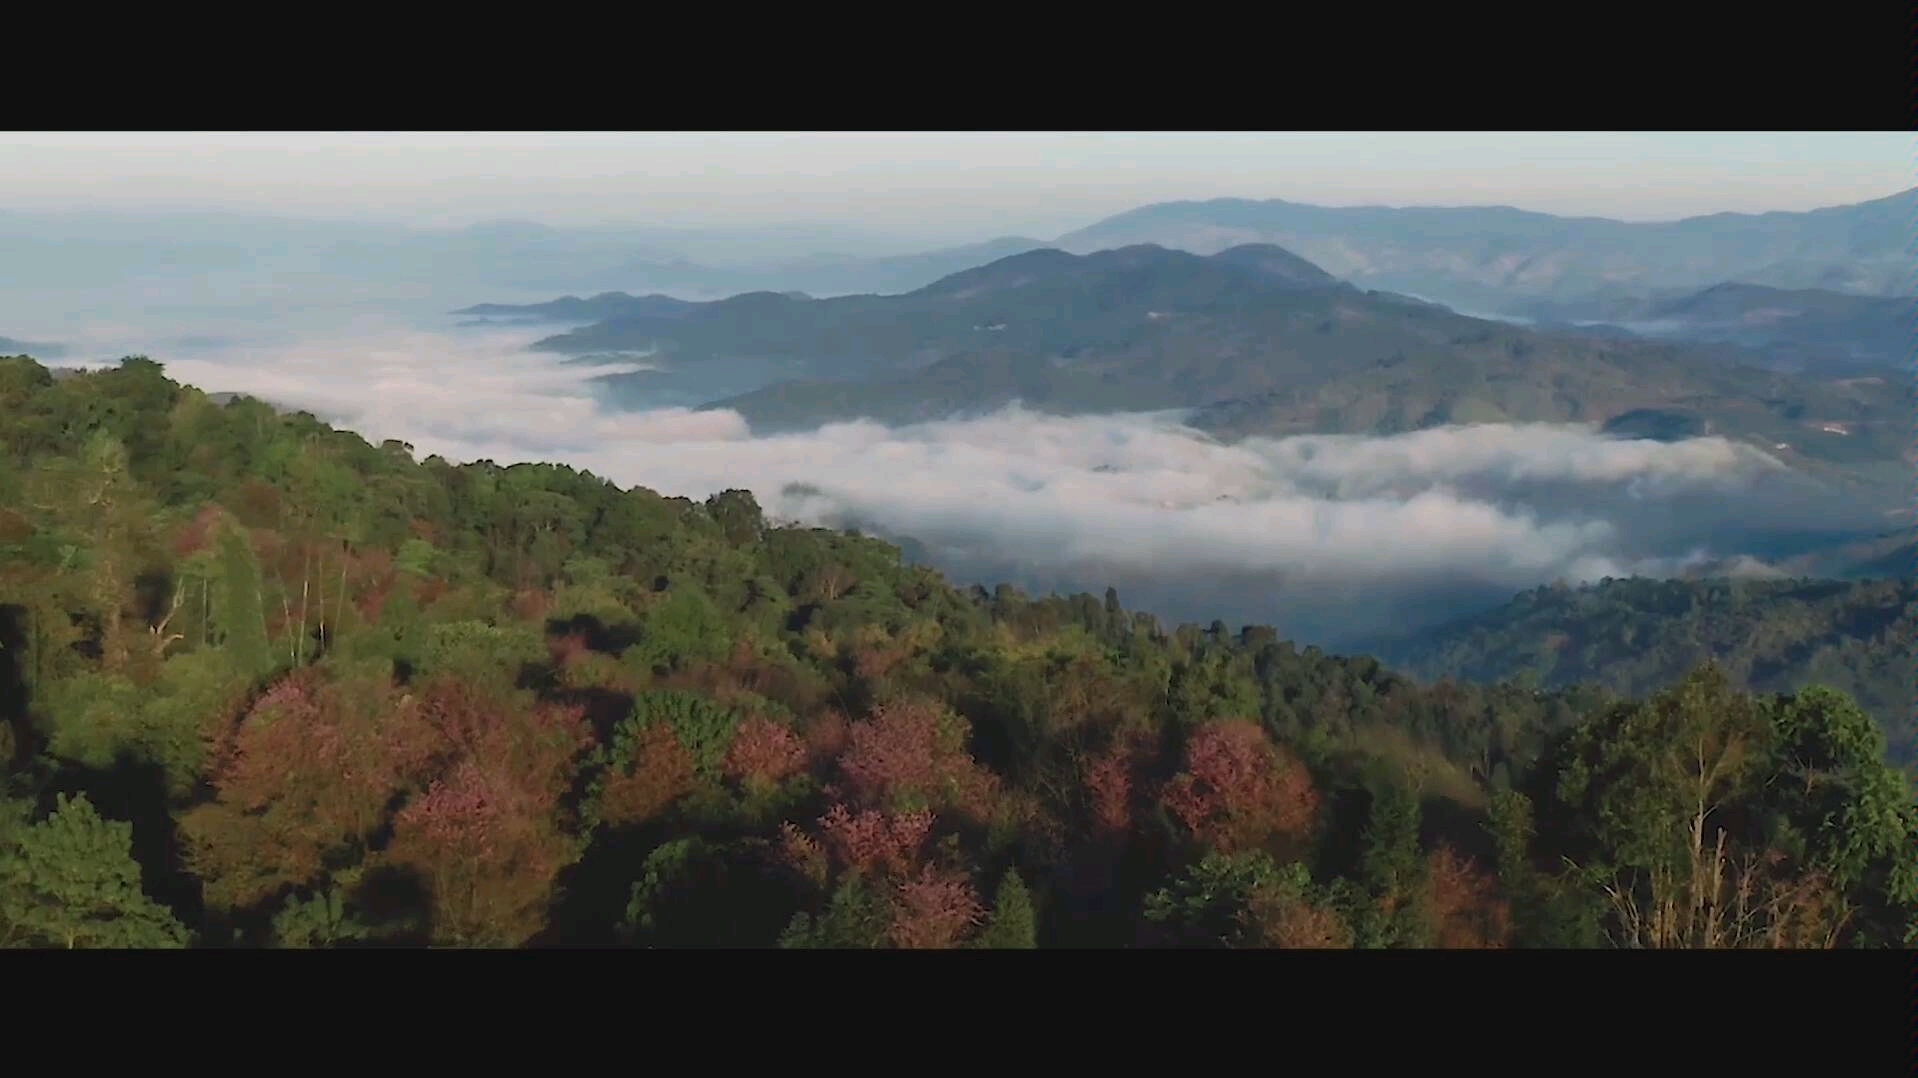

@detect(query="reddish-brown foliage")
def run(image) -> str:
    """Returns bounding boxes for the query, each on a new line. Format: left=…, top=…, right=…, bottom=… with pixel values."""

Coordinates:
left=413, top=577, right=449, bottom=607
left=338, top=548, right=396, bottom=622
left=185, top=666, right=594, bottom=938
left=1084, top=741, right=1140, bottom=838
left=779, top=823, right=829, bottom=887
left=247, top=527, right=285, bottom=564
left=407, top=518, right=441, bottom=543
left=0, top=509, right=31, bottom=544
left=851, top=640, right=909, bottom=683
left=837, top=699, right=995, bottom=815
left=817, top=803, right=934, bottom=877
left=376, top=682, right=592, bottom=947
left=1248, top=887, right=1354, bottom=949
left=383, top=764, right=580, bottom=947
left=723, top=717, right=808, bottom=791
left=354, top=577, right=393, bottom=623
left=170, top=504, right=226, bottom=558
left=547, top=631, right=590, bottom=668
left=351, top=546, right=394, bottom=583
left=887, top=865, right=985, bottom=949
left=1423, top=844, right=1511, bottom=949
left=595, top=724, right=695, bottom=829
left=804, top=709, right=852, bottom=764
left=511, top=588, right=552, bottom=624
left=1161, top=719, right=1319, bottom=855
left=394, top=759, right=508, bottom=853
left=231, top=480, right=282, bottom=529
left=184, top=669, right=401, bottom=910
left=660, top=643, right=824, bottom=717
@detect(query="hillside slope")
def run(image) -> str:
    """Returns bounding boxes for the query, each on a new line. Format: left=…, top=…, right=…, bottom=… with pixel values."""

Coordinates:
left=618, top=248, right=1915, bottom=499
left=1, top=353, right=1910, bottom=951
left=1364, top=576, right=1917, bottom=761
left=1521, top=282, right=1915, bottom=371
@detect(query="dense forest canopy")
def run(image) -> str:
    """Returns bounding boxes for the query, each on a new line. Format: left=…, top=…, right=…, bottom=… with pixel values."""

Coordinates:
left=1, top=354, right=1911, bottom=949
left=1365, top=576, right=1917, bottom=765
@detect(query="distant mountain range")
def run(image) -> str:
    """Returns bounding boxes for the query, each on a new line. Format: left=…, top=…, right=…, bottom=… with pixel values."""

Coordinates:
left=440, top=188, right=1918, bottom=315
left=479, top=243, right=1911, bottom=501
left=461, top=188, right=1918, bottom=310
left=455, top=293, right=702, bottom=325
left=1053, top=188, right=1918, bottom=308
left=0, top=336, right=66, bottom=359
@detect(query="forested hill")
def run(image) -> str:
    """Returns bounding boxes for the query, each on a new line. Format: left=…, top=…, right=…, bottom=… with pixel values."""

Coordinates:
left=1364, top=577, right=1917, bottom=764
left=512, top=244, right=1907, bottom=495
left=1, top=354, right=1912, bottom=950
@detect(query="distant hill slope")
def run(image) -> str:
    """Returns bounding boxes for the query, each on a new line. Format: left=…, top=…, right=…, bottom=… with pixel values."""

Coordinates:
left=555, top=245, right=1918, bottom=492
left=0, top=338, right=67, bottom=359
left=1054, top=188, right=1918, bottom=308
left=540, top=242, right=1351, bottom=384
left=455, top=292, right=700, bottom=324
left=1844, top=539, right=1917, bottom=580
left=1522, top=282, right=1915, bottom=370
left=1361, top=575, right=1918, bottom=760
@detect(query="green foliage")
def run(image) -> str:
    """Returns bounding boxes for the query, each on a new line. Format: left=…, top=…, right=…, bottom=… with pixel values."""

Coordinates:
left=212, top=525, right=274, bottom=680
left=622, top=838, right=704, bottom=944
left=36, top=671, right=146, bottom=772
left=418, top=619, right=545, bottom=692
left=33, top=649, right=241, bottom=797
left=1143, top=851, right=1280, bottom=948
left=270, top=889, right=370, bottom=949
left=1761, top=687, right=1910, bottom=889
left=1375, top=576, right=1918, bottom=762
left=1557, top=666, right=1768, bottom=885
left=629, top=586, right=730, bottom=675
left=1354, top=780, right=1429, bottom=948
left=547, top=580, right=635, bottom=628
left=0, top=794, right=189, bottom=948
left=626, top=690, right=742, bottom=777
left=395, top=538, right=438, bottom=577
left=779, top=876, right=888, bottom=949
left=975, top=870, right=1038, bottom=949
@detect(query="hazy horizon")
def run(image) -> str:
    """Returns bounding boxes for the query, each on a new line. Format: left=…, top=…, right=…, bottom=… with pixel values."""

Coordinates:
left=3, top=132, right=1912, bottom=244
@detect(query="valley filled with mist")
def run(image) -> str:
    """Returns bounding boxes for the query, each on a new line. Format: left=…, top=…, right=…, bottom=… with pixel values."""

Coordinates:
left=1, top=144, right=1912, bottom=953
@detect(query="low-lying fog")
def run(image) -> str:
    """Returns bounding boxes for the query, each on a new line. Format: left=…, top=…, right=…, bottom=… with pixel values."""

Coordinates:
left=32, top=314, right=1891, bottom=649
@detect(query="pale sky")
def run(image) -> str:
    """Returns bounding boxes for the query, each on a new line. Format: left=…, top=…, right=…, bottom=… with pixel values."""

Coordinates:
left=2, top=132, right=1911, bottom=242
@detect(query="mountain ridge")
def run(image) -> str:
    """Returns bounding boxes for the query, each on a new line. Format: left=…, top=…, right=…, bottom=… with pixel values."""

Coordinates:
left=1053, top=188, right=1918, bottom=305
left=542, top=244, right=1911, bottom=501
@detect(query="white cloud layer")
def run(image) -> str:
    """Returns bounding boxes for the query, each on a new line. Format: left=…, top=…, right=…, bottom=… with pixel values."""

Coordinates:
left=83, top=323, right=1833, bottom=644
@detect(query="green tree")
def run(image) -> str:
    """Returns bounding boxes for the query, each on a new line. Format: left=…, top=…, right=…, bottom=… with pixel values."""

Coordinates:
left=1753, top=686, right=1918, bottom=946
left=975, top=870, right=1038, bottom=949
left=779, top=876, right=888, bottom=949
left=1354, top=779, right=1428, bottom=948
left=271, top=889, right=371, bottom=949
left=212, top=524, right=274, bottom=680
left=1557, top=666, right=1775, bottom=948
left=1143, top=851, right=1279, bottom=948
left=0, top=794, right=189, bottom=949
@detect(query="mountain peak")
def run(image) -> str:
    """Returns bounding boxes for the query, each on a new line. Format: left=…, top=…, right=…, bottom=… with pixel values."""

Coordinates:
left=1208, top=243, right=1339, bottom=286
left=912, top=241, right=1338, bottom=302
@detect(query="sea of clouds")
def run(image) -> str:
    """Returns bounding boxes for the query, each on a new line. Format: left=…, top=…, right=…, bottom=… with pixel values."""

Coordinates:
left=41, top=318, right=1876, bottom=645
